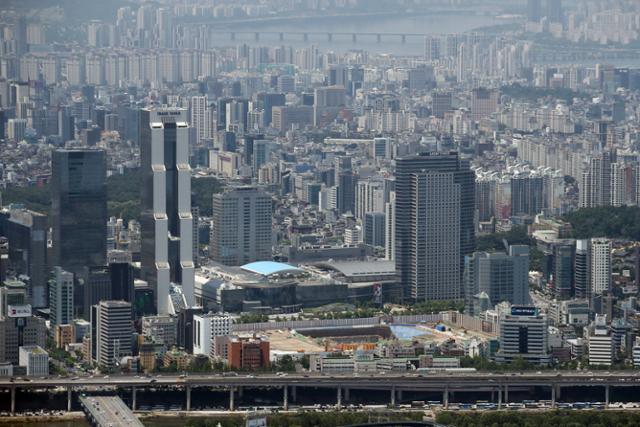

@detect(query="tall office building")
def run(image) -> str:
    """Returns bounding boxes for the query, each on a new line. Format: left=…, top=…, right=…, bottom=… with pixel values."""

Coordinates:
left=140, top=107, right=194, bottom=314
left=94, top=300, right=133, bottom=370
left=424, top=36, right=441, bottom=62
left=395, top=151, right=474, bottom=302
left=335, top=156, right=356, bottom=215
left=109, top=262, right=134, bottom=303
left=527, top=0, right=542, bottom=22
left=590, top=238, right=612, bottom=296
left=0, top=310, right=46, bottom=365
left=313, top=86, right=345, bottom=127
left=470, top=88, right=499, bottom=121
left=190, top=96, right=210, bottom=145
left=225, top=98, right=249, bottom=133
left=579, top=151, right=613, bottom=208
left=475, top=177, right=496, bottom=222
left=464, top=245, right=530, bottom=315
left=51, top=149, right=107, bottom=276
left=257, top=92, right=285, bottom=129
left=82, top=262, right=134, bottom=320
left=510, top=173, right=543, bottom=217
left=384, top=192, right=396, bottom=261
left=431, top=92, right=452, bottom=119
left=364, top=212, right=386, bottom=248
left=49, top=267, right=74, bottom=331
left=0, top=279, right=27, bottom=318
left=553, top=243, right=575, bottom=300
left=0, top=207, right=48, bottom=308
left=496, top=306, right=550, bottom=365
left=7, top=118, right=27, bottom=142
left=83, top=266, right=111, bottom=320
left=545, top=0, right=563, bottom=23
left=355, top=179, right=385, bottom=221
left=574, top=239, right=590, bottom=300
left=588, top=314, right=613, bottom=366
left=58, top=106, right=75, bottom=142
left=211, top=186, right=272, bottom=266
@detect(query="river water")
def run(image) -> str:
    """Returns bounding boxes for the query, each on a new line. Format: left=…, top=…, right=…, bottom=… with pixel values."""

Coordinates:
left=210, top=12, right=510, bottom=55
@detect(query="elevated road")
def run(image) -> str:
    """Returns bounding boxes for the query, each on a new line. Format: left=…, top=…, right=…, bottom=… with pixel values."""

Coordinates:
left=80, top=395, right=144, bottom=427
left=4, top=371, right=640, bottom=389
left=4, top=371, right=640, bottom=414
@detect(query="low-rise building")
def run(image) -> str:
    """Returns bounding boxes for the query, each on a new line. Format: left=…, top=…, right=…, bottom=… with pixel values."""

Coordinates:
left=139, top=342, right=157, bottom=372
left=18, top=345, right=48, bottom=376
left=54, top=324, right=74, bottom=349
left=228, top=335, right=270, bottom=370
left=163, top=348, right=191, bottom=371
left=142, top=315, right=177, bottom=348
left=588, top=315, right=613, bottom=366
left=193, top=313, right=232, bottom=356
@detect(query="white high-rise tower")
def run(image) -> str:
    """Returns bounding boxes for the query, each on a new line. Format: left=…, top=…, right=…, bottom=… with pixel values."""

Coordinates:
left=140, top=107, right=195, bottom=314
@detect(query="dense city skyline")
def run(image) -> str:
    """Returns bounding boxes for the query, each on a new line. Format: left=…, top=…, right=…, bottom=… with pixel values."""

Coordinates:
left=3, top=0, right=640, bottom=425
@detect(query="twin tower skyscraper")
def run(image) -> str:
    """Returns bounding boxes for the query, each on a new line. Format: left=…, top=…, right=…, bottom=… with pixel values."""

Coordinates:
left=140, top=107, right=194, bottom=314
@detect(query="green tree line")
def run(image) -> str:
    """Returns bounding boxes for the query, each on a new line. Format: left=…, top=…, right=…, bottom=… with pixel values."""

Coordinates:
left=436, top=410, right=640, bottom=427
left=185, top=411, right=424, bottom=427
left=564, top=206, right=640, bottom=240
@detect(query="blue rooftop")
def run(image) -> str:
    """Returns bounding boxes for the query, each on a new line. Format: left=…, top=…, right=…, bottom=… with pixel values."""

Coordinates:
left=241, top=261, right=302, bottom=276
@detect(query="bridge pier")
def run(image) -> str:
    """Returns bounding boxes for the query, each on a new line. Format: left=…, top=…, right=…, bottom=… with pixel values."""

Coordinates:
left=497, top=385, right=502, bottom=409
left=283, top=386, right=288, bottom=411
left=443, top=385, right=449, bottom=409
left=556, top=384, right=562, bottom=399
left=230, top=32, right=236, bottom=41
left=551, top=384, right=556, bottom=408
left=397, top=389, right=403, bottom=402
left=229, top=387, right=235, bottom=411
left=238, top=386, right=243, bottom=398
left=504, top=384, right=508, bottom=403
left=132, top=386, right=137, bottom=411
left=401, top=34, right=406, bottom=44
left=352, top=34, right=357, bottom=43
left=377, top=34, right=382, bottom=43
left=67, top=385, right=72, bottom=412
left=344, top=388, right=350, bottom=402
left=291, top=385, right=297, bottom=402
left=10, top=386, right=16, bottom=415
left=186, top=385, right=191, bottom=412
left=304, top=33, right=309, bottom=42
left=327, top=33, right=332, bottom=42
left=390, top=386, right=396, bottom=407
left=605, top=385, right=610, bottom=408
left=254, top=32, right=259, bottom=41
left=279, top=32, right=284, bottom=41
left=337, top=387, right=342, bottom=409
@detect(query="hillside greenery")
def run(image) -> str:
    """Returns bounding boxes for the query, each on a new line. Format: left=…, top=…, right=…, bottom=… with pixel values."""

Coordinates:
left=476, top=226, right=532, bottom=252
left=564, top=206, right=640, bottom=240
left=500, top=83, right=588, bottom=105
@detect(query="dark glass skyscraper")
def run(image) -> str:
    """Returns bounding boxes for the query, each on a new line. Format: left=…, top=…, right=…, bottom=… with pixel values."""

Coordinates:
left=394, top=151, right=474, bottom=302
left=51, top=149, right=107, bottom=276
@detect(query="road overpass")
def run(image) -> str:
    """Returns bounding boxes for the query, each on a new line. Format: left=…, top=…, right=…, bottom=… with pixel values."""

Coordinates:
left=79, top=395, right=144, bottom=427
left=3, top=371, right=640, bottom=414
